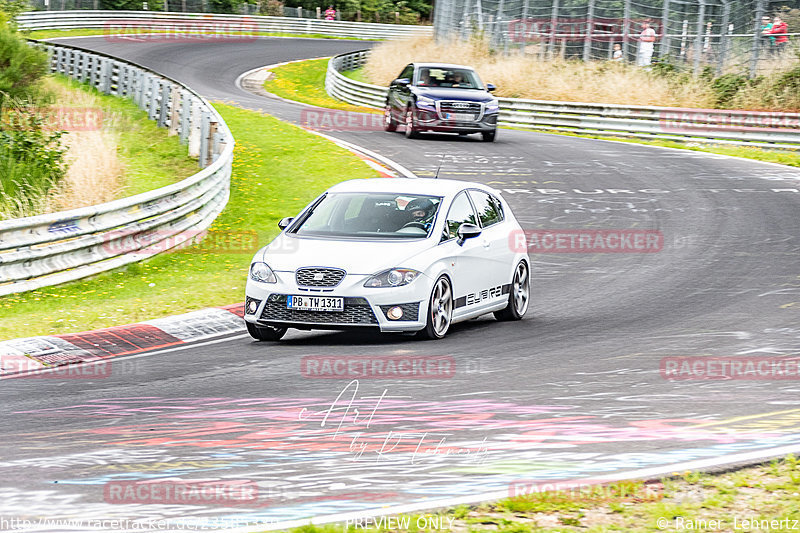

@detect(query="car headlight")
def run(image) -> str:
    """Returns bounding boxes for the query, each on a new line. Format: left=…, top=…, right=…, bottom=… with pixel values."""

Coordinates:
left=250, top=262, right=277, bottom=283
left=364, top=268, right=421, bottom=288
left=416, top=97, right=435, bottom=108
left=485, top=99, right=500, bottom=112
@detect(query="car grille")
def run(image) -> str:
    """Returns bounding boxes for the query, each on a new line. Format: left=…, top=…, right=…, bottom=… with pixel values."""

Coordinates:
left=438, top=101, right=482, bottom=120
left=295, top=267, right=346, bottom=287
left=379, top=302, right=421, bottom=321
left=261, top=294, right=378, bottom=325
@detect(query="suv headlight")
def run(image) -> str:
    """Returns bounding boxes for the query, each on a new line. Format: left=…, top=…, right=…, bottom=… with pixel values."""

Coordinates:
left=364, top=268, right=421, bottom=288
left=486, top=99, right=500, bottom=112
left=416, top=97, right=435, bottom=108
left=250, top=262, right=277, bottom=283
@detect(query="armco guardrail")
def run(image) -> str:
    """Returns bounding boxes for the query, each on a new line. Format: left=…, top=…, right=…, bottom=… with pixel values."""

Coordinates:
left=17, top=10, right=432, bottom=40
left=327, top=50, right=800, bottom=149
left=0, top=41, right=233, bottom=297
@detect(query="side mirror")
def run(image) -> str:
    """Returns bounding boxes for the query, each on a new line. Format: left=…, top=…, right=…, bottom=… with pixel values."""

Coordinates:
left=457, top=223, right=481, bottom=246
left=278, top=217, right=294, bottom=230
left=486, top=83, right=496, bottom=92
left=394, top=78, right=411, bottom=87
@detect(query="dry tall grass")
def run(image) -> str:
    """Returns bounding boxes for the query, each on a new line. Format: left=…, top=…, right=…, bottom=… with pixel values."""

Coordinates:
left=43, top=78, right=126, bottom=212
left=365, top=36, right=717, bottom=108
left=46, top=130, right=125, bottom=211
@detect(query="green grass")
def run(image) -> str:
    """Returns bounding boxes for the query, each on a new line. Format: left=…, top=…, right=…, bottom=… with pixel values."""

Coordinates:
left=53, top=76, right=199, bottom=194
left=258, top=455, right=800, bottom=532
left=340, top=66, right=371, bottom=84
left=264, top=58, right=380, bottom=114
left=0, top=103, right=378, bottom=339
left=27, top=28, right=372, bottom=41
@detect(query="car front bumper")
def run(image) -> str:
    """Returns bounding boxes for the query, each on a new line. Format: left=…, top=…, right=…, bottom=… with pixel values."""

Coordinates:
left=415, top=108, right=498, bottom=133
left=244, top=273, right=430, bottom=333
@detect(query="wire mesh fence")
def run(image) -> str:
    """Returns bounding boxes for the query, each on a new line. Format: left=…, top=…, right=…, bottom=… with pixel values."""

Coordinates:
left=433, top=0, right=800, bottom=75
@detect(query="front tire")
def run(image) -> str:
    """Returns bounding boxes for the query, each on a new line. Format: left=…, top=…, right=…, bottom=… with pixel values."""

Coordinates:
left=384, top=104, right=397, bottom=132
left=404, top=107, right=419, bottom=139
left=246, top=322, right=288, bottom=341
left=418, top=276, right=453, bottom=339
left=482, top=128, right=497, bottom=142
left=494, top=261, right=529, bottom=321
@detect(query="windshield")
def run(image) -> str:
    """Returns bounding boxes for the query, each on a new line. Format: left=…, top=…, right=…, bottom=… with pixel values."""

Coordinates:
left=291, top=192, right=443, bottom=239
left=416, top=67, right=484, bottom=89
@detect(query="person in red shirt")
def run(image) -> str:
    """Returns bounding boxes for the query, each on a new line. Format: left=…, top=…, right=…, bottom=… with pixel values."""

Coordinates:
left=769, top=15, right=789, bottom=54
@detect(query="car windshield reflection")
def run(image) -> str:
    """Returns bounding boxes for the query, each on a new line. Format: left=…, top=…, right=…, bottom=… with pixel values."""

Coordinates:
left=291, top=192, right=443, bottom=239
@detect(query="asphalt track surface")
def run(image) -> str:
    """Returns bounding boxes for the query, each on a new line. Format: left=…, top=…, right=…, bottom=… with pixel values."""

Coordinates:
left=2, top=36, right=800, bottom=531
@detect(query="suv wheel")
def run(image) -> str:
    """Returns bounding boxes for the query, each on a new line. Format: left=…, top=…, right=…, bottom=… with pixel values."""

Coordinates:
left=405, top=107, right=419, bottom=139
left=482, top=129, right=497, bottom=142
left=383, top=104, right=397, bottom=132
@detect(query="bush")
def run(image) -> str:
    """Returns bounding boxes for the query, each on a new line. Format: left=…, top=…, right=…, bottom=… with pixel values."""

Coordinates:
left=711, top=73, right=749, bottom=108
left=0, top=26, right=49, bottom=107
left=0, top=104, right=67, bottom=218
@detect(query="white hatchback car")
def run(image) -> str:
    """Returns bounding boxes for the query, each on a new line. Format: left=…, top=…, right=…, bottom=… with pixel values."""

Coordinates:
left=244, top=178, right=529, bottom=341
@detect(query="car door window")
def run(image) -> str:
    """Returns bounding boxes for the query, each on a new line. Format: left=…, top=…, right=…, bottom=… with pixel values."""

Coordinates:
left=399, top=65, right=414, bottom=81
left=468, top=190, right=503, bottom=228
left=442, top=192, right=478, bottom=241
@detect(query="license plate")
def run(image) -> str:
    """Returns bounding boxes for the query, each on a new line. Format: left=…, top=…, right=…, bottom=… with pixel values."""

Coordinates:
left=287, top=295, right=344, bottom=312
left=446, top=113, right=475, bottom=121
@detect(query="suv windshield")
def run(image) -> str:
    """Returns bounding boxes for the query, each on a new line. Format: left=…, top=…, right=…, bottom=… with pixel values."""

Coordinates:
left=416, top=67, right=484, bottom=89
left=291, top=193, right=442, bottom=239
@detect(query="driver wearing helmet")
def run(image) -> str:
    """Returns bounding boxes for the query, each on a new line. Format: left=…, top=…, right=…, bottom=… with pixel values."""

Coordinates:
left=402, top=197, right=436, bottom=231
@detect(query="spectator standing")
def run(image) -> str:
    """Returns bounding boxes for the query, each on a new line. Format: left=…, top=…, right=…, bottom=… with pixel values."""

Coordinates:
left=769, top=15, right=789, bottom=54
left=761, top=15, right=775, bottom=53
left=324, top=5, right=336, bottom=20
left=612, top=43, right=623, bottom=61
left=637, top=21, right=657, bottom=66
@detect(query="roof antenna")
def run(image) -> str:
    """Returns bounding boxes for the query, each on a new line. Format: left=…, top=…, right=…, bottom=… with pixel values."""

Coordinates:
left=433, top=154, right=446, bottom=179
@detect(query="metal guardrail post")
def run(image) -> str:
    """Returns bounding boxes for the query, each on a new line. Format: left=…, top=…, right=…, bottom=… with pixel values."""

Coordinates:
left=180, top=90, right=191, bottom=144
left=158, top=82, right=171, bottom=128
left=199, top=110, right=211, bottom=167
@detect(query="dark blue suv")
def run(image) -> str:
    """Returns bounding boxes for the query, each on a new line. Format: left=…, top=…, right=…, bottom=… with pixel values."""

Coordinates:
left=384, top=63, right=499, bottom=142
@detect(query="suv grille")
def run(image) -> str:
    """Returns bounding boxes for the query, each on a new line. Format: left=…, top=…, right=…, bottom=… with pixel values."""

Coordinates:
left=296, top=267, right=346, bottom=287
left=261, top=295, right=378, bottom=325
left=439, top=101, right=482, bottom=120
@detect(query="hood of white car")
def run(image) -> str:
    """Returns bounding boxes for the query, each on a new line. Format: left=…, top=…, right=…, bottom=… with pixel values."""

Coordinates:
left=259, top=234, right=434, bottom=276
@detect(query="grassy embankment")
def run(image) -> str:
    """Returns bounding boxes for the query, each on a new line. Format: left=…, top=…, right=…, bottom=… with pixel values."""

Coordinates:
left=268, top=454, right=800, bottom=532
left=0, top=90, right=378, bottom=339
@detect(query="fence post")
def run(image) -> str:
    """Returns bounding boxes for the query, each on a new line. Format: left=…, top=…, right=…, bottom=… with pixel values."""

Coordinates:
left=660, top=0, right=671, bottom=58
left=583, top=0, right=595, bottom=61
left=750, top=0, right=765, bottom=77
left=717, top=0, right=731, bottom=74
left=548, top=0, right=559, bottom=59
left=693, top=0, right=705, bottom=74
left=622, top=0, right=631, bottom=60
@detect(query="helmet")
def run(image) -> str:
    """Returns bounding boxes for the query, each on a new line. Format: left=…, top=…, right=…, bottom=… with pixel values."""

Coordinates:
left=405, top=198, right=435, bottom=219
